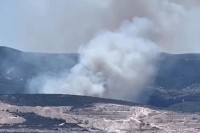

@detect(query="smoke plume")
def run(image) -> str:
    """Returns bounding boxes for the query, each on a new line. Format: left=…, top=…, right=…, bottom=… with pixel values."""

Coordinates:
left=1, top=0, right=200, bottom=101
left=28, top=18, right=159, bottom=102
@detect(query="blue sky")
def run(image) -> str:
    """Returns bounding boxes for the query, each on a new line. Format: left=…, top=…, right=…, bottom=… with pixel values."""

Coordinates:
left=0, top=1, right=20, bottom=49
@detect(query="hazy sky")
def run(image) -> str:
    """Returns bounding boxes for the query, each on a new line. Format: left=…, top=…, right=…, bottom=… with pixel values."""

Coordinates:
left=1, top=0, right=200, bottom=101
left=0, top=0, right=200, bottom=53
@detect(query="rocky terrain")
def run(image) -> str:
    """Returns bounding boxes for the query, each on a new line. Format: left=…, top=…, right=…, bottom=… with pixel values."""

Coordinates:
left=0, top=94, right=200, bottom=133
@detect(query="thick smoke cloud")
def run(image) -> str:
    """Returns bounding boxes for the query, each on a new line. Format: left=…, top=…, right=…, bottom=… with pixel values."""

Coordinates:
left=28, top=18, right=159, bottom=102
left=108, top=0, right=200, bottom=53
left=1, top=0, right=200, bottom=102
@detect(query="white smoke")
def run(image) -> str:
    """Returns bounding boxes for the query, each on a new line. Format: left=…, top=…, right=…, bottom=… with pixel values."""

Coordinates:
left=1, top=0, right=200, bottom=101
left=28, top=18, right=159, bottom=102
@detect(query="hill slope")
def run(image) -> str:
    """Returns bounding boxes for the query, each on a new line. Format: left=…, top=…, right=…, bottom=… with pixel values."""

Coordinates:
left=1, top=46, right=200, bottom=110
left=0, top=46, right=78, bottom=93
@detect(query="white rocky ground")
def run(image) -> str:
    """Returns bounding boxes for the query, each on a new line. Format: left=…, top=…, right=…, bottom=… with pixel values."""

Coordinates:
left=0, top=102, right=200, bottom=133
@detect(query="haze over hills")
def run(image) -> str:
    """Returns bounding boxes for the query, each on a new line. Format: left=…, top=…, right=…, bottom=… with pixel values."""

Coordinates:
left=0, top=46, right=78, bottom=93
left=155, top=53, right=200, bottom=89
left=1, top=46, right=200, bottom=112
left=150, top=53, right=200, bottom=110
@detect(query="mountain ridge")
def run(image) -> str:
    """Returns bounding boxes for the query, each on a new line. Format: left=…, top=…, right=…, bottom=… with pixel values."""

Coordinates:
left=1, top=46, right=200, bottom=110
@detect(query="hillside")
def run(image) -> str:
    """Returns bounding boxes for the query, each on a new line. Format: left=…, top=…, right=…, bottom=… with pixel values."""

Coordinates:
left=0, top=46, right=78, bottom=93
left=1, top=46, right=200, bottom=111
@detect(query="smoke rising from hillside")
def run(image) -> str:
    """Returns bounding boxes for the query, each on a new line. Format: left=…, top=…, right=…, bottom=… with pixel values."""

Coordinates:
left=28, top=18, right=159, bottom=102
left=1, top=0, right=200, bottom=101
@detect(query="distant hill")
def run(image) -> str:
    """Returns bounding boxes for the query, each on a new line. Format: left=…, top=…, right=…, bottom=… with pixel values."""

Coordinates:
left=155, top=53, right=200, bottom=89
left=0, top=46, right=78, bottom=93
left=150, top=53, right=200, bottom=108
left=1, top=46, right=200, bottom=108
